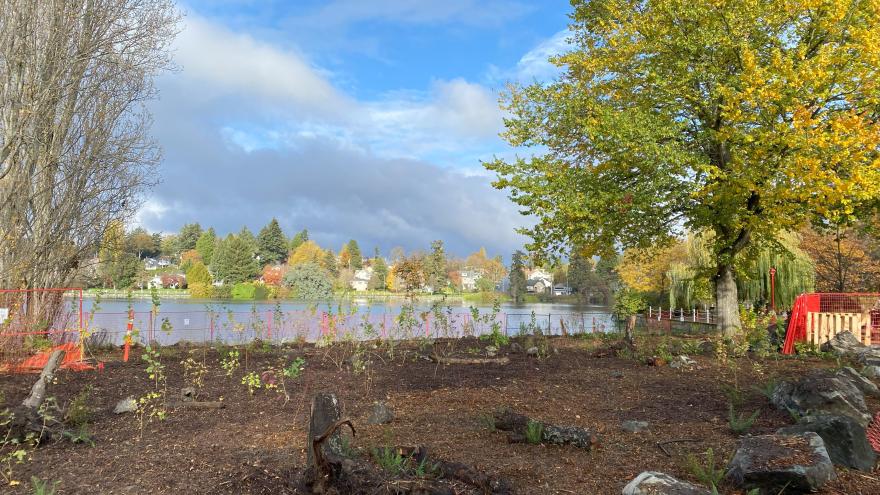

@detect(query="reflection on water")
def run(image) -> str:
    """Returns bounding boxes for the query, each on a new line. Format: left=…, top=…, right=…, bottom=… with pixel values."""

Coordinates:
left=78, top=297, right=617, bottom=346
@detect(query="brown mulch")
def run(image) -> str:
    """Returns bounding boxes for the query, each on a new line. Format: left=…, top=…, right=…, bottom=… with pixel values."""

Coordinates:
left=1, top=336, right=879, bottom=494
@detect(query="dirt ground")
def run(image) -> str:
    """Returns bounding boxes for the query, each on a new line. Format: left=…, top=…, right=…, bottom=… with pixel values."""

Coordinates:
left=1, top=336, right=879, bottom=494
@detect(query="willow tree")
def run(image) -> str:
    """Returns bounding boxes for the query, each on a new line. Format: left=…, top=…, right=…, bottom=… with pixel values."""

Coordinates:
left=0, top=0, right=178, bottom=318
left=486, top=0, right=880, bottom=335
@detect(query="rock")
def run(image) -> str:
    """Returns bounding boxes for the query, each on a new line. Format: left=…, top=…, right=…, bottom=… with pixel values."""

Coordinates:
left=698, top=340, right=716, bottom=357
left=621, top=420, right=649, bottom=433
left=771, top=369, right=872, bottom=426
left=485, top=346, right=498, bottom=357
left=670, top=355, right=696, bottom=369
left=180, top=387, right=196, bottom=401
left=726, top=432, right=836, bottom=493
left=542, top=424, right=598, bottom=449
left=366, top=401, right=394, bottom=425
left=622, top=471, right=712, bottom=495
left=114, top=397, right=137, bottom=414
left=610, top=370, right=624, bottom=379
left=509, top=342, right=523, bottom=353
left=821, top=331, right=880, bottom=366
left=862, top=365, right=880, bottom=379
left=777, top=414, right=876, bottom=471
left=835, top=366, right=880, bottom=398
left=526, top=346, right=539, bottom=357
left=821, top=331, right=865, bottom=355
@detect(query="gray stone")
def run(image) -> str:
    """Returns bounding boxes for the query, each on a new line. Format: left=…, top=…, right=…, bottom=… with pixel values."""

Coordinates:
left=113, top=397, right=137, bottom=414
left=669, top=355, right=696, bottom=369
left=861, top=365, right=880, bottom=379
left=836, top=366, right=880, bottom=398
left=180, top=387, right=196, bottom=401
left=726, top=432, right=836, bottom=493
left=777, top=414, right=876, bottom=472
left=610, top=370, right=624, bottom=379
left=621, top=420, right=649, bottom=433
left=771, top=369, right=872, bottom=426
left=821, top=331, right=880, bottom=367
left=366, top=401, right=394, bottom=425
left=526, top=346, right=539, bottom=357
left=541, top=424, right=597, bottom=449
left=485, top=346, right=498, bottom=357
left=622, top=471, right=711, bottom=495
left=509, top=342, right=523, bottom=353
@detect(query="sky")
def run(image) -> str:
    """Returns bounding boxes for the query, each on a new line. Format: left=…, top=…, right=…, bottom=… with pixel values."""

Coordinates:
left=137, top=0, right=573, bottom=258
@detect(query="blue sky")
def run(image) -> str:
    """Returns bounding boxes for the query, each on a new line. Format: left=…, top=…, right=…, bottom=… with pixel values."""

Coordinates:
left=138, top=0, right=573, bottom=257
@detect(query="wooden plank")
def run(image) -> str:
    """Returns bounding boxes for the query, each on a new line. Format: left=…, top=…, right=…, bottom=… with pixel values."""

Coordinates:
left=806, top=312, right=814, bottom=345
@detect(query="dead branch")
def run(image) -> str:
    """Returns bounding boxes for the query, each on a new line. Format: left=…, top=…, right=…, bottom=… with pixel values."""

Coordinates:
left=429, top=355, right=510, bottom=365
left=657, top=438, right=701, bottom=457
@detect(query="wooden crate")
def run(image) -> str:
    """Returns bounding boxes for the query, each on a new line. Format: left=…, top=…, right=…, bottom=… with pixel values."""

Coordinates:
left=805, top=312, right=871, bottom=346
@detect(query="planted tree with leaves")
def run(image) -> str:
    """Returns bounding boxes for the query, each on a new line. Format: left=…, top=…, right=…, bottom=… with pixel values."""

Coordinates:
left=487, top=0, right=880, bottom=334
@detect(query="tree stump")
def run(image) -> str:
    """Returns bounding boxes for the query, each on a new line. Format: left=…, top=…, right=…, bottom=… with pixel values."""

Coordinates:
left=306, top=392, right=346, bottom=469
left=10, top=349, right=66, bottom=442
left=493, top=407, right=598, bottom=450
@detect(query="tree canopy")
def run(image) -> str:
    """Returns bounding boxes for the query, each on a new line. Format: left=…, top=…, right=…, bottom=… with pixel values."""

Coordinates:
left=257, top=218, right=287, bottom=266
left=486, top=0, right=880, bottom=333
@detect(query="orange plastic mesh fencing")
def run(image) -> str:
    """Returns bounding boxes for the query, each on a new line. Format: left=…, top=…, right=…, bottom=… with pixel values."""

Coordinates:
left=868, top=412, right=880, bottom=454
left=783, top=293, right=880, bottom=354
left=0, top=288, right=87, bottom=372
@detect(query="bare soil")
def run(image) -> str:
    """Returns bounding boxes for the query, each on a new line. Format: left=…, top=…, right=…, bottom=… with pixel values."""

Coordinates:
left=1, top=336, right=878, bottom=494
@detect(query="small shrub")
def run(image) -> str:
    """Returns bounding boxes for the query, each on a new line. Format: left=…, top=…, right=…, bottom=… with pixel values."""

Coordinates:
left=220, top=349, right=240, bottom=377
left=30, top=476, right=59, bottom=495
left=525, top=420, right=544, bottom=445
left=373, top=446, right=407, bottom=475
left=282, top=357, right=306, bottom=379
left=685, top=448, right=725, bottom=490
left=181, top=356, right=208, bottom=391
left=720, top=383, right=746, bottom=410
left=65, top=386, right=93, bottom=428
left=728, top=404, right=760, bottom=435
left=476, top=413, right=496, bottom=432
left=62, top=424, right=95, bottom=446
left=241, top=371, right=262, bottom=395
left=752, top=379, right=778, bottom=401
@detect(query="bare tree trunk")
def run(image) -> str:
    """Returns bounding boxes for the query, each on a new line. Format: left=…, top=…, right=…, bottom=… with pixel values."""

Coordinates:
left=715, top=263, right=741, bottom=337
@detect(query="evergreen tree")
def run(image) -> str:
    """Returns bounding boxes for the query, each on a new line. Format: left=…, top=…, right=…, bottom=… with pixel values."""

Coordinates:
left=369, top=255, right=389, bottom=290
left=568, top=249, right=595, bottom=301
left=176, top=223, right=202, bottom=253
left=238, top=226, right=257, bottom=252
left=211, top=235, right=258, bottom=285
left=322, top=249, right=338, bottom=278
left=282, top=262, right=333, bottom=300
left=289, top=229, right=309, bottom=252
left=508, top=251, right=527, bottom=303
left=186, top=260, right=212, bottom=286
left=346, top=239, right=362, bottom=269
left=256, top=218, right=287, bottom=265
left=195, top=228, right=217, bottom=265
left=424, top=240, right=448, bottom=292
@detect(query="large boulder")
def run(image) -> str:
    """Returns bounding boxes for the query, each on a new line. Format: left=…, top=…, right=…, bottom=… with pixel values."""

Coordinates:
left=821, top=331, right=880, bottom=366
left=771, top=369, right=872, bottom=426
left=726, top=433, right=836, bottom=493
left=621, top=471, right=711, bottom=495
left=777, top=414, right=876, bottom=472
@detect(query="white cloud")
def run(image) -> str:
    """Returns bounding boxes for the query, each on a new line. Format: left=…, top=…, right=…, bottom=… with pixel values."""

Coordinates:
left=174, top=16, right=352, bottom=118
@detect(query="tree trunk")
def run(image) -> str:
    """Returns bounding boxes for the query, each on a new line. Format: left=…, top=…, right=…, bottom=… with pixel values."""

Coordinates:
left=715, top=264, right=741, bottom=336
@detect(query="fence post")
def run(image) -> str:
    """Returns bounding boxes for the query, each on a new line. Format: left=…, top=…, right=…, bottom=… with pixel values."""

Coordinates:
left=679, top=308, right=684, bottom=322
left=648, top=306, right=652, bottom=319
left=693, top=308, right=696, bottom=322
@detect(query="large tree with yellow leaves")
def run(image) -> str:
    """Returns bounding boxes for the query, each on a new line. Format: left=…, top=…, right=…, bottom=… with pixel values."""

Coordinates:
left=486, top=0, right=880, bottom=335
